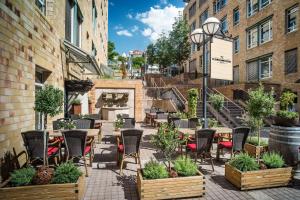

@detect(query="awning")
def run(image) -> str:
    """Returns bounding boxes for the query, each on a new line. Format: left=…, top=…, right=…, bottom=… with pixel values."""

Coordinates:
left=65, top=79, right=94, bottom=93
left=63, top=40, right=102, bottom=76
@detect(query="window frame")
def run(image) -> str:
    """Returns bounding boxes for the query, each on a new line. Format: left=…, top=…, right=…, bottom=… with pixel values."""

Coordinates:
left=285, top=48, right=298, bottom=74
left=233, top=65, right=239, bottom=83
left=234, top=37, right=240, bottom=54
left=260, top=0, right=271, bottom=10
left=92, top=0, right=98, bottom=34
left=189, top=2, right=197, bottom=19
left=199, top=9, right=209, bottom=27
left=213, top=0, right=227, bottom=14
left=220, top=16, right=228, bottom=33
left=233, top=7, right=240, bottom=26
left=260, top=19, right=272, bottom=44
left=246, top=55, right=272, bottom=81
left=259, top=56, right=272, bottom=79
left=286, top=4, right=299, bottom=33
left=35, top=0, right=46, bottom=15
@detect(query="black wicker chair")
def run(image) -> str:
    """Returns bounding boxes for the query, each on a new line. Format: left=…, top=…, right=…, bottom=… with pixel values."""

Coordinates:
left=75, top=119, right=95, bottom=129
left=123, top=118, right=135, bottom=128
left=117, top=129, right=143, bottom=175
left=188, top=118, right=199, bottom=129
left=217, top=127, right=250, bottom=160
left=186, top=129, right=216, bottom=171
left=21, top=131, right=60, bottom=166
left=62, top=130, right=94, bottom=177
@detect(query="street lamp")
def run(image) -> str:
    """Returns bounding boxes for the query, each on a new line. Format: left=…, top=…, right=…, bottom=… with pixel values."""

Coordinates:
left=190, top=17, right=220, bottom=128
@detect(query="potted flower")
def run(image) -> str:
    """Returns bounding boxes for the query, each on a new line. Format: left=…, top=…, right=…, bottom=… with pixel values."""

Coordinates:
left=0, top=162, right=85, bottom=199
left=274, top=91, right=299, bottom=126
left=244, top=84, right=275, bottom=159
left=114, top=114, right=124, bottom=131
left=71, top=99, right=81, bottom=115
left=225, top=152, right=292, bottom=190
left=137, top=123, right=205, bottom=200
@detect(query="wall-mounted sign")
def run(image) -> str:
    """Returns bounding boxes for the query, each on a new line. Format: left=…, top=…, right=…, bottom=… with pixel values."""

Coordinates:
left=210, top=38, right=233, bottom=81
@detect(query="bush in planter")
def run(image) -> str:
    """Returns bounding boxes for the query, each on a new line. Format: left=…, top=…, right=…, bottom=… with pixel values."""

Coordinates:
left=57, top=119, right=76, bottom=130
left=209, top=94, right=224, bottom=122
left=71, top=99, right=81, bottom=105
left=229, top=153, right=259, bottom=172
left=279, top=91, right=297, bottom=111
left=246, top=137, right=268, bottom=147
left=262, top=152, right=284, bottom=169
left=188, top=88, right=199, bottom=118
left=143, top=159, right=168, bottom=180
left=173, top=156, right=198, bottom=176
left=208, top=118, right=218, bottom=128
left=52, top=162, right=82, bottom=184
left=10, top=167, right=36, bottom=187
left=114, top=114, right=124, bottom=130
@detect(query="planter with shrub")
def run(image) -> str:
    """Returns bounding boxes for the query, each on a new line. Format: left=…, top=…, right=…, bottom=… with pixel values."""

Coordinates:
left=71, top=99, right=82, bottom=115
left=0, top=162, right=85, bottom=200
left=137, top=123, right=205, bottom=200
left=225, top=153, right=292, bottom=190
left=114, top=114, right=124, bottom=131
left=244, top=137, right=268, bottom=158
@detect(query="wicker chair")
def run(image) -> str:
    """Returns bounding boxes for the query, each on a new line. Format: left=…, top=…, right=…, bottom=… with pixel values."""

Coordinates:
left=188, top=118, right=199, bottom=129
left=123, top=118, right=135, bottom=128
left=186, top=129, right=216, bottom=171
left=75, top=119, right=95, bottom=129
left=62, top=130, right=94, bottom=177
left=216, top=127, right=250, bottom=160
left=117, top=129, right=143, bottom=175
left=21, top=131, right=60, bottom=166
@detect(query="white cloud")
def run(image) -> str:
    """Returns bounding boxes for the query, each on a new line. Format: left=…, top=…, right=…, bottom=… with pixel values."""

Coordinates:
left=114, top=25, right=123, bottom=30
left=160, top=0, right=168, bottom=5
left=132, top=25, right=139, bottom=33
left=136, top=5, right=183, bottom=41
left=116, top=30, right=133, bottom=37
left=127, top=13, right=133, bottom=19
left=154, top=5, right=160, bottom=9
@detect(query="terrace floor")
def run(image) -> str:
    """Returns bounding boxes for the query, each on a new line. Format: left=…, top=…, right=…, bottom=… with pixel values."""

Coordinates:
left=84, top=122, right=300, bottom=200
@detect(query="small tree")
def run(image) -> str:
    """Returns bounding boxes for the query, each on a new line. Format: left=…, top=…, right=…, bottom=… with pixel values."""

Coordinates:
left=246, top=84, right=275, bottom=148
left=209, top=94, right=224, bottom=122
left=151, top=123, right=181, bottom=171
left=132, top=57, right=146, bottom=69
left=34, top=85, right=64, bottom=130
left=187, top=88, right=199, bottom=118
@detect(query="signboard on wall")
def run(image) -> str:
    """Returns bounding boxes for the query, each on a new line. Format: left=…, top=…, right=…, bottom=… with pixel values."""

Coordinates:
left=210, top=38, right=233, bottom=81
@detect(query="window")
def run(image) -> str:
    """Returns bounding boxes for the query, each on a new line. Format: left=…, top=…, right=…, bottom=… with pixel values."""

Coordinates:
left=247, top=55, right=272, bottom=81
left=92, top=42, right=97, bottom=57
left=220, top=16, right=228, bottom=32
left=35, top=66, right=47, bottom=130
left=233, top=66, right=239, bottom=83
left=189, top=2, right=196, bottom=19
left=189, top=59, right=196, bottom=73
left=65, top=0, right=83, bottom=47
left=199, top=9, right=209, bottom=27
left=35, top=0, right=46, bottom=15
left=234, top=37, right=240, bottom=53
left=247, top=18, right=272, bottom=48
left=260, top=20, right=272, bottom=44
left=285, top=48, right=298, bottom=74
left=92, top=0, right=98, bottom=34
left=247, top=0, right=259, bottom=17
left=233, top=7, right=239, bottom=25
left=286, top=5, right=298, bottom=33
left=190, top=21, right=197, bottom=52
left=213, top=0, right=227, bottom=13
left=260, top=0, right=271, bottom=9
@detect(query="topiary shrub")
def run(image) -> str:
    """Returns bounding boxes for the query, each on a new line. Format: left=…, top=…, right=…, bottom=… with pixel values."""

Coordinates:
left=52, top=162, right=82, bottom=184
left=229, top=153, right=259, bottom=172
left=262, top=152, right=285, bottom=169
left=10, top=167, right=36, bottom=187
left=143, top=159, right=168, bottom=180
left=173, top=156, right=198, bottom=176
left=188, top=88, right=199, bottom=118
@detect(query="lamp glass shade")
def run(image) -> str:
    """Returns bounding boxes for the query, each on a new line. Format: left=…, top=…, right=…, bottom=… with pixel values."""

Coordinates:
left=202, top=17, right=220, bottom=35
left=190, top=28, right=204, bottom=44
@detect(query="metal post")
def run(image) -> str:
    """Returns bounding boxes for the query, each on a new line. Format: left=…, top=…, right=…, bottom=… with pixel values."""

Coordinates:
left=202, top=34, right=208, bottom=128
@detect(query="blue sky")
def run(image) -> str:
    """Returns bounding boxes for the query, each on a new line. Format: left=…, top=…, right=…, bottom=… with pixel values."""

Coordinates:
left=108, top=0, right=185, bottom=54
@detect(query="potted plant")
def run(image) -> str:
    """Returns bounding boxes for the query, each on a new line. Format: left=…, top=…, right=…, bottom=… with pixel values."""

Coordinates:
left=114, top=114, right=124, bottom=131
left=244, top=84, right=275, bottom=159
left=71, top=99, right=82, bottom=115
left=225, top=152, right=292, bottom=190
left=137, top=123, right=205, bottom=200
left=57, top=119, right=76, bottom=130
left=187, top=88, right=198, bottom=118
left=209, top=93, right=224, bottom=122
left=0, top=162, right=86, bottom=200
left=274, top=91, right=299, bottom=126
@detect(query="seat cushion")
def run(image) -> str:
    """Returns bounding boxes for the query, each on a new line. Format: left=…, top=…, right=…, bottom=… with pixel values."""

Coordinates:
left=218, top=141, right=233, bottom=149
left=84, top=146, right=91, bottom=155
left=118, top=144, right=124, bottom=152
left=47, top=147, right=59, bottom=156
left=186, top=143, right=196, bottom=151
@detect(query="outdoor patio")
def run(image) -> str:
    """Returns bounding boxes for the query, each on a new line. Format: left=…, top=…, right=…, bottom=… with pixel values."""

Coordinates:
left=84, top=122, right=300, bottom=200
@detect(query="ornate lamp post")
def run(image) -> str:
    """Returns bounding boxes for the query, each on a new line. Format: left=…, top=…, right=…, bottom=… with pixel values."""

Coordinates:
left=190, top=17, right=220, bottom=128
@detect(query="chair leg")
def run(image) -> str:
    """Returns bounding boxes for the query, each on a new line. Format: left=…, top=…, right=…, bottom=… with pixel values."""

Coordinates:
left=194, top=152, right=197, bottom=163
left=210, top=156, right=214, bottom=172
left=216, top=146, right=220, bottom=161
left=120, top=155, right=125, bottom=175
left=84, top=158, right=88, bottom=177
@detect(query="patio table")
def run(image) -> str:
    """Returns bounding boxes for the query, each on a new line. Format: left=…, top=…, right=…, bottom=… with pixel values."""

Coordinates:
left=48, top=129, right=100, bottom=137
left=178, top=127, right=232, bottom=136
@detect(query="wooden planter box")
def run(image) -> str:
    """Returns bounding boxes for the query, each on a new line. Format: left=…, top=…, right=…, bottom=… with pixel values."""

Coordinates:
left=72, top=104, right=82, bottom=115
left=137, top=169, right=205, bottom=200
left=0, top=175, right=85, bottom=200
left=225, top=163, right=292, bottom=190
left=244, top=143, right=268, bottom=158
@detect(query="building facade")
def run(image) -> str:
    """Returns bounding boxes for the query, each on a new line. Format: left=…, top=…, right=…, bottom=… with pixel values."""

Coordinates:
left=0, top=0, right=108, bottom=156
left=183, top=0, right=300, bottom=111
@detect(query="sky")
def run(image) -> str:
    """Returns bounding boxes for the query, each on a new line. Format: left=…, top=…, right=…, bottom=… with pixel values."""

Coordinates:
left=108, top=0, right=185, bottom=55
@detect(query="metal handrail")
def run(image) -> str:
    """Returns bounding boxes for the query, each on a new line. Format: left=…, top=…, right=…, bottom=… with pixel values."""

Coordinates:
left=206, top=88, right=232, bottom=115
left=211, top=88, right=244, bottom=112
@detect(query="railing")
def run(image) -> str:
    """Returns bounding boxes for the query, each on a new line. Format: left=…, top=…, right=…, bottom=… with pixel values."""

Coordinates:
left=171, top=87, right=188, bottom=111
left=233, top=89, right=249, bottom=102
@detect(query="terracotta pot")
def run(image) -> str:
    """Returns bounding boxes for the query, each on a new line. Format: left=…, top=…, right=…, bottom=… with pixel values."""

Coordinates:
left=88, top=103, right=92, bottom=114
left=72, top=104, right=81, bottom=115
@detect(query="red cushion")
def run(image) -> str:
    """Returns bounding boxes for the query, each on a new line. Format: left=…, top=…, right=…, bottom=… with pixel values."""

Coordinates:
left=47, top=147, right=59, bottom=156
left=118, top=144, right=124, bottom=152
left=84, top=146, right=91, bottom=155
left=218, top=141, right=233, bottom=149
left=186, top=143, right=196, bottom=151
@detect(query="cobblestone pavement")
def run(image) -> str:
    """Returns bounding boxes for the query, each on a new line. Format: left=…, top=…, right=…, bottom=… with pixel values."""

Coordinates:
left=84, top=122, right=300, bottom=200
